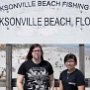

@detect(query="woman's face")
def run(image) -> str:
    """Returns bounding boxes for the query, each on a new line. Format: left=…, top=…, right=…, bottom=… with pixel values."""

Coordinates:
left=32, top=47, right=42, bottom=60
left=65, top=59, right=76, bottom=70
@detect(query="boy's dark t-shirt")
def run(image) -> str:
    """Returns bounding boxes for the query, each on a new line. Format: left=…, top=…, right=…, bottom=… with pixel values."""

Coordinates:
left=18, top=60, right=53, bottom=90
left=59, top=69, right=85, bottom=90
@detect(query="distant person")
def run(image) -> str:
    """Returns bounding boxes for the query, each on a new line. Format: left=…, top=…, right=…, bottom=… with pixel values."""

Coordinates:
left=59, top=53, right=85, bottom=90
left=17, top=44, right=54, bottom=90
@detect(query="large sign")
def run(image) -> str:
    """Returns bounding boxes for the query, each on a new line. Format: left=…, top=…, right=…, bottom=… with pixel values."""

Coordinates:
left=0, top=0, right=90, bottom=43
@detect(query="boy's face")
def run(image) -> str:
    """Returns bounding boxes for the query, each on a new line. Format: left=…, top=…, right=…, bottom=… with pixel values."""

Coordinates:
left=65, top=59, right=76, bottom=70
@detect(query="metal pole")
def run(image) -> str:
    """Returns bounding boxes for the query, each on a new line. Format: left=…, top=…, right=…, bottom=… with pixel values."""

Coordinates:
left=79, top=44, right=85, bottom=75
left=6, top=44, right=12, bottom=90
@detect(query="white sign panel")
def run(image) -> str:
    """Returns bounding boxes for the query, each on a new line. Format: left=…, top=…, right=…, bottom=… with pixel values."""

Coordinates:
left=0, top=0, right=90, bottom=43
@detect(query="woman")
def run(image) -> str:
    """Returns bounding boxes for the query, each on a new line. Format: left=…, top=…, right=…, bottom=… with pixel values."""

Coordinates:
left=59, top=53, right=85, bottom=90
left=17, top=44, right=54, bottom=90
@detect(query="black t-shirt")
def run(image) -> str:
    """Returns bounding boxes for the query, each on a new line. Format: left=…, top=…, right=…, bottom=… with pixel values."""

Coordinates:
left=59, top=69, right=85, bottom=90
left=18, top=60, right=53, bottom=90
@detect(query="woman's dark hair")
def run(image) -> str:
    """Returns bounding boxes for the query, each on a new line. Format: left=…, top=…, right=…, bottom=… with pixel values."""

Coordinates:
left=26, top=44, right=44, bottom=60
left=64, top=53, right=77, bottom=64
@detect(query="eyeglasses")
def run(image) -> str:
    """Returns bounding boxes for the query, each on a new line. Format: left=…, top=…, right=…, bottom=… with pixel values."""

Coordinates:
left=65, top=61, right=75, bottom=63
left=32, top=50, right=41, bottom=52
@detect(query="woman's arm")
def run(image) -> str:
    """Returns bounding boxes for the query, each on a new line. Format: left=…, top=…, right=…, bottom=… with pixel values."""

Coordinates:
left=59, top=80, right=63, bottom=90
left=49, top=74, right=54, bottom=90
left=16, top=74, right=24, bottom=90
left=78, top=85, right=85, bottom=90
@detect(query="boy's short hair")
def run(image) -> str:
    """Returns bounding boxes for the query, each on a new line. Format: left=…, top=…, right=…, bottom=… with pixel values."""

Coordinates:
left=64, top=53, right=77, bottom=64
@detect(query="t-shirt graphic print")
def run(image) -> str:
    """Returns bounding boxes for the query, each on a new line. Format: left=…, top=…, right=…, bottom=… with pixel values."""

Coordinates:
left=26, top=67, right=49, bottom=90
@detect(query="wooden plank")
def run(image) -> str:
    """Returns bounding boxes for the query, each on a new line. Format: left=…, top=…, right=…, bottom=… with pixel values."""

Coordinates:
left=88, top=79, right=90, bottom=87
left=6, top=44, right=12, bottom=90
left=0, top=79, right=6, bottom=87
left=11, top=78, right=90, bottom=87
left=12, top=78, right=16, bottom=87
left=79, top=44, right=85, bottom=75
